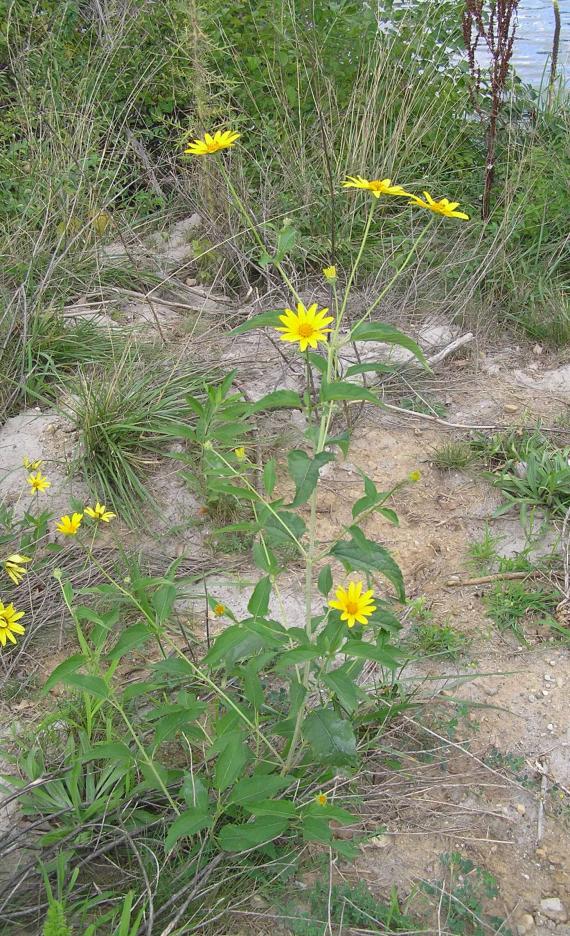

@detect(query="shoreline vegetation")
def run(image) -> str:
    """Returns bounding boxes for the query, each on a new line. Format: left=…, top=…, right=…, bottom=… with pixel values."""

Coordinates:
left=0, top=0, right=568, bottom=933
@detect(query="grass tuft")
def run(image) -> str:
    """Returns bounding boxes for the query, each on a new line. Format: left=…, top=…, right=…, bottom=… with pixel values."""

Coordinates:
left=67, top=354, right=214, bottom=521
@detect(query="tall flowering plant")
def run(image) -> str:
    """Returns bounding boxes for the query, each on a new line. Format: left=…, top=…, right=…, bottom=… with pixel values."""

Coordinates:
left=29, top=129, right=469, bottom=862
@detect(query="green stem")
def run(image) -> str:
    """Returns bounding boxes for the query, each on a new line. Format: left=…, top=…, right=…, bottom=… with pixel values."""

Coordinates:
left=218, top=163, right=302, bottom=303
left=358, top=220, right=433, bottom=324
left=334, top=200, right=376, bottom=337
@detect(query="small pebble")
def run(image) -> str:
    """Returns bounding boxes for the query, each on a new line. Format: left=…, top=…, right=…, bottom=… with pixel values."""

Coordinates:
left=536, top=847, right=547, bottom=858
left=548, top=659, right=556, bottom=666
left=504, top=404, right=519, bottom=413
left=515, top=803, right=526, bottom=815
left=528, top=694, right=535, bottom=702
left=544, top=673, right=553, bottom=681
left=547, top=723, right=554, bottom=731
left=516, top=912, right=535, bottom=936
left=542, top=690, right=549, bottom=696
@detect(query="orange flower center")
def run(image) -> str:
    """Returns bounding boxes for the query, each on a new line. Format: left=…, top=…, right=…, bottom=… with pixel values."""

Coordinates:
left=298, top=322, right=315, bottom=338
left=346, top=600, right=359, bottom=615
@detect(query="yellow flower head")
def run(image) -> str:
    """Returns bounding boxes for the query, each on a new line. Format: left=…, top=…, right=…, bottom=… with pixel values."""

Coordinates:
left=276, top=302, right=334, bottom=353
left=315, top=792, right=328, bottom=806
left=0, top=601, right=25, bottom=647
left=56, top=513, right=83, bottom=536
left=409, top=470, right=421, bottom=483
left=409, top=191, right=469, bottom=220
left=342, top=176, right=412, bottom=199
left=323, top=265, right=337, bottom=281
left=234, top=447, right=247, bottom=461
left=329, top=580, right=376, bottom=628
left=84, top=503, right=116, bottom=523
left=213, top=604, right=226, bottom=617
left=23, top=456, right=42, bottom=471
left=3, top=554, right=31, bottom=586
left=185, top=130, right=240, bottom=156
left=27, top=470, right=50, bottom=494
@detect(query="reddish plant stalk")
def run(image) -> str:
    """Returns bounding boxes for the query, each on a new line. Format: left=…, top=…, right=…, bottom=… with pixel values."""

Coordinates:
left=462, top=0, right=519, bottom=220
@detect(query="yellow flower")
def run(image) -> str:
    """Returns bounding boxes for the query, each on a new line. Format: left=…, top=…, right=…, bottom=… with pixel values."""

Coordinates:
left=409, top=191, right=469, bottom=220
left=27, top=470, right=51, bottom=494
left=315, top=792, right=328, bottom=806
left=185, top=130, right=240, bottom=156
left=341, top=176, right=412, bottom=199
left=23, top=456, right=42, bottom=471
left=84, top=502, right=116, bottom=523
left=409, top=470, right=421, bottom=482
left=213, top=604, right=226, bottom=617
left=0, top=601, right=25, bottom=647
left=234, top=447, right=247, bottom=461
left=329, top=581, right=376, bottom=628
left=3, top=554, right=31, bottom=586
left=276, top=302, right=334, bottom=352
left=56, top=513, right=83, bottom=536
left=323, top=265, right=337, bottom=281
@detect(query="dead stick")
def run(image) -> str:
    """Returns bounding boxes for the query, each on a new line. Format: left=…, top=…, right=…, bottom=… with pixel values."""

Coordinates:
left=381, top=401, right=570, bottom=435
left=446, top=571, right=540, bottom=587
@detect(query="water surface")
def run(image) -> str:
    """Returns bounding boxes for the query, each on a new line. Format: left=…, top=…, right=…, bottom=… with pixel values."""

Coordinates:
left=511, top=0, right=569, bottom=85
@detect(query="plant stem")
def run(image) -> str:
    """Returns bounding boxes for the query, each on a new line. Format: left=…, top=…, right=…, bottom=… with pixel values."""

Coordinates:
left=334, top=200, right=376, bottom=336
left=218, top=162, right=302, bottom=303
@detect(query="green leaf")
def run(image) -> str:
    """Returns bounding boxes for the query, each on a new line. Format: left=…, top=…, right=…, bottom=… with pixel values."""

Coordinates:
left=213, top=734, right=249, bottom=792
left=44, top=654, right=85, bottom=691
left=181, top=775, right=209, bottom=811
left=306, top=351, right=328, bottom=374
left=153, top=710, right=206, bottom=746
left=262, top=459, right=277, bottom=496
left=302, top=708, right=357, bottom=765
left=344, top=362, right=394, bottom=377
left=241, top=617, right=289, bottom=648
left=302, top=815, right=332, bottom=844
left=342, top=639, right=403, bottom=668
left=274, top=647, right=321, bottom=671
left=274, top=222, right=298, bottom=262
left=63, top=674, right=109, bottom=699
left=108, top=623, right=151, bottom=660
left=377, top=507, right=399, bottom=525
left=260, top=508, right=306, bottom=547
left=218, top=815, right=290, bottom=852
left=247, top=576, right=272, bottom=618
left=230, top=310, right=282, bottom=335
left=245, top=799, right=297, bottom=818
left=243, top=663, right=265, bottom=711
left=206, top=479, right=260, bottom=502
left=185, top=394, right=204, bottom=417
left=322, top=668, right=358, bottom=713
left=252, top=541, right=280, bottom=575
left=287, top=450, right=335, bottom=507
left=80, top=742, right=134, bottom=763
left=165, top=808, right=212, bottom=851
left=203, top=625, right=249, bottom=667
left=249, top=390, right=304, bottom=414
left=230, top=774, right=293, bottom=806
left=320, top=380, right=381, bottom=405
left=350, top=322, right=428, bottom=367
left=330, top=527, right=405, bottom=601
left=304, top=801, right=356, bottom=824
left=317, top=565, right=333, bottom=597
left=326, top=431, right=350, bottom=456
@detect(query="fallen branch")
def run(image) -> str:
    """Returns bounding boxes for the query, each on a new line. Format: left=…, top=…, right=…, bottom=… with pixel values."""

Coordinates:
left=446, top=571, right=540, bottom=587
left=426, top=332, right=474, bottom=366
left=381, top=400, right=570, bottom=435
